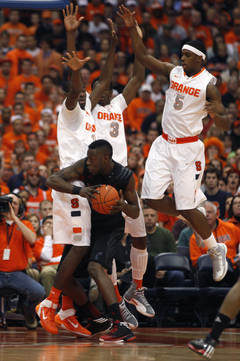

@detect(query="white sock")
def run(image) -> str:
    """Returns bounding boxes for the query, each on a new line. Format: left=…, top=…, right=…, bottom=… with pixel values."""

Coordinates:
left=203, top=233, right=217, bottom=249
left=130, top=246, right=148, bottom=280
left=109, top=258, right=117, bottom=286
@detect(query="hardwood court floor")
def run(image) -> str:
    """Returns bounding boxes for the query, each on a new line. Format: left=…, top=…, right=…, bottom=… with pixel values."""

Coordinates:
left=0, top=327, right=240, bottom=361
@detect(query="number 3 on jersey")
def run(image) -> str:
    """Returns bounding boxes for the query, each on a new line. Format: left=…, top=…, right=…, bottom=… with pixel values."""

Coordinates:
left=110, top=122, right=119, bottom=138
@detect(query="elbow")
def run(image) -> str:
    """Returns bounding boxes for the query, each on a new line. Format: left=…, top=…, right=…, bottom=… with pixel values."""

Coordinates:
left=30, top=233, right=37, bottom=245
left=46, top=175, right=54, bottom=188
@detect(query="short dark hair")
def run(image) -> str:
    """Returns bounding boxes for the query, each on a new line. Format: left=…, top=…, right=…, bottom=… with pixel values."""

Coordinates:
left=42, top=215, right=53, bottom=225
left=204, top=167, right=221, bottom=180
left=89, top=139, right=113, bottom=158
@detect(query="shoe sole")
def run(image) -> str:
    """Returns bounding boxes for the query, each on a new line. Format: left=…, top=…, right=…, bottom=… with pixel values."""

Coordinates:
left=213, top=244, right=228, bottom=282
left=124, top=296, right=155, bottom=318
left=88, top=323, right=112, bottom=337
left=99, top=335, right=136, bottom=342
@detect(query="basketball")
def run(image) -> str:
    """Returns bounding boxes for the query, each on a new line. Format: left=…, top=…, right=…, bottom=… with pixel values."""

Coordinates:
left=91, top=185, right=120, bottom=214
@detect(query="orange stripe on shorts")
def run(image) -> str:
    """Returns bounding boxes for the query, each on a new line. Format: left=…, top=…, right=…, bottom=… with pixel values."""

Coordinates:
left=73, top=227, right=82, bottom=233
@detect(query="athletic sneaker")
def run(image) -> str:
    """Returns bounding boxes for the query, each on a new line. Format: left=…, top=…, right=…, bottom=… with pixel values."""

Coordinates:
left=119, top=298, right=138, bottom=329
left=188, top=334, right=218, bottom=359
left=99, top=320, right=135, bottom=342
left=85, top=316, right=112, bottom=335
left=55, top=308, right=92, bottom=337
left=208, top=243, right=228, bottom=282
left=35, top=298, right=58, bottom=334
left=124, top=282, right=155, bottom=317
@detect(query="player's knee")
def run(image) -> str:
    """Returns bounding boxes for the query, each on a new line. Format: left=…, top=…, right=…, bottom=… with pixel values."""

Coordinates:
left=87, top=261, right=102, bottom=280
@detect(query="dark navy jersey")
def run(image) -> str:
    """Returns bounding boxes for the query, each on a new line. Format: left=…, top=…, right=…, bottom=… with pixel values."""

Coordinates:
left=205, top=189, right=232, bottom=219
left=83, top=159, right=133, bottom=233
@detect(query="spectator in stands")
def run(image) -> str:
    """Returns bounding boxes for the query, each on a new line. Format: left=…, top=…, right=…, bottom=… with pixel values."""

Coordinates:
left=0, top=10, right=29, bottom=47
left=143, top=206, right=185, bottom=287
left=6, top=35, right=34, bottom=78
left=127, top=83, right=155, bottom=131
left=18, top=166, right=51, bottom=217
left=0, top=31, right=12, bottom=55
left=154, top=23, right=180, bottom=59
left=34, top=76, right=55, bottom=106
left=35, top=10, right=53, bottom=45
left=35, top=35, right=63, bottom=79
left=190, top=201, right=239, bottom=287
left=231, top=120, right=240, bottom=151
left=176, top=2, right=193, bottom=32
left=0, top=193, right=45, bottom=329
left=142, top=129, right=159, bottom=159
left=191, top=10, right=213, bottom=55
left=39, top=200, right=53, bottom=224
left=26, top=34, right=40, bottom=58
left=27, top=132, right=48, bottom=166
left=141, top=98, right=164, bottom=135
left=2, top=115, right=26, bottom=151
left=0, top=59, right=13, bottom=97
left=226, top=168, right=240, bottom=195
left=222, top=76, right=239, bottom=108
left=227, top=195, right=240, bottom=229
left=203, top=167, right=232, bottom=219
left=33, top=215, right=63, bottom=297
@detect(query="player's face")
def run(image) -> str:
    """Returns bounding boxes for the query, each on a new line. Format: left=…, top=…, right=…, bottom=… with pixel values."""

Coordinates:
left=92, top=81, right=112, bottom=106
left=78, top=86, right=86, bottom=109
left=86, top=148, right=107, bottom=175
left=181, top=50, right=201, bottom=76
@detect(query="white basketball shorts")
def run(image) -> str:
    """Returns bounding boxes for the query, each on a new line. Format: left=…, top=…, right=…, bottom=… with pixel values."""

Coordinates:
left=141, top=136, right=206, bottom=210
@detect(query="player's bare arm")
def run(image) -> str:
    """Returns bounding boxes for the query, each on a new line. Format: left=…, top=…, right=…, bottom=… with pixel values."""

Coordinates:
left=109, top=175, right=139, bottom=219
left=118, top=5, right=174, bottom=78
left=63, top=4, right=83, bottom=33
left=90, top=18, right=118, bottom=110
left=63, top=51, right=90, bottom=110
left=46, top=159, right=99, bottom=202
left=206, top=83, right=230, bottom=132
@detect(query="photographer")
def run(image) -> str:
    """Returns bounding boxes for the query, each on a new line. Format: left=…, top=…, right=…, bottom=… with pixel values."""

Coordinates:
left=0, top=193, right=45, bottom=329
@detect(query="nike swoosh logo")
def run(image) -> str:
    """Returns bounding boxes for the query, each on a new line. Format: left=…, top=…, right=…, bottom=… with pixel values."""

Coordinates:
left=68, top=320, right=78, bottom=328
left=174, top=75, right=180, bottom=78
left=42, top=309, right=47, bottom=320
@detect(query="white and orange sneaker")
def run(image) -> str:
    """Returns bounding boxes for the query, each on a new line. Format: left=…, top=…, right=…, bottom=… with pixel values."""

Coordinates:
left=55, top=308, right=92, bottom=338
left=36, top=299, right=58, bottom=334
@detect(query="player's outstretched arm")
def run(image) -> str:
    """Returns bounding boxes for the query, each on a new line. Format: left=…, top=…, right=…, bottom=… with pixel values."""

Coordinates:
left=90, top=18, right=118, bottom=110
left=64, top=4, right=83, bottom=54
left=118, top=5, right=174, bottom=78
left=63, top=51, right=90, bottom=110
left=206, top=84, right=230, bottom=132
left=122, top=23, right=145, bottom=106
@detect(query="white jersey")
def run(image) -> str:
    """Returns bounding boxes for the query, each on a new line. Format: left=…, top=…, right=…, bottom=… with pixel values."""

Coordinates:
left=92, top=94, right=128, bottom=166
left=57, top=98, right=97, bottom=169
left=162, top=66, right=216, bottom=138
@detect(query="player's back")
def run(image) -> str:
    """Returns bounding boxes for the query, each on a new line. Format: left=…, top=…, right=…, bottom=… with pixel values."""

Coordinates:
left=57, top=98, right=97, bottom=169
left=92, top=94, right=128, bottom=166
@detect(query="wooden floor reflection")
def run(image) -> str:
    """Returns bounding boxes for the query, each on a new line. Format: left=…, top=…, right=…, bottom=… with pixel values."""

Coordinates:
left=0, top=327, right=240, bottom=361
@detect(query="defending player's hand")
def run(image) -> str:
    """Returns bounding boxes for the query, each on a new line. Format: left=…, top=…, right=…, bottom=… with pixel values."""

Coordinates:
left=107, top=18, right=118, bottom=46
left=108, top=189, right=125, bottom=214
left=62, top=51, right=90, bottom=71
left=117, top=5, right=136, bottom=28
left=204, top=101, right=217, bottom=119
left=80, top=185, right=100, bottom=202
left=63, top=3, right=84, bottom=32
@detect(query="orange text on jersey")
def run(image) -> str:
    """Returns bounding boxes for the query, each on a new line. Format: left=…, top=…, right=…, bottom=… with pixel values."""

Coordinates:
left=97, top=112, right=122, bottom=122
left=170, top=81, right=201, bottom=97
left=86, top=123, right=96, bottom=132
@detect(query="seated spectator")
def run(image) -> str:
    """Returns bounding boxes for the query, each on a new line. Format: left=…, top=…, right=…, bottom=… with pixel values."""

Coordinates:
left=190, top=201, right=240, bottom=287
left=18, top=166, right=51, bottom=217
left=39, top=199, right=52, bottom=225
left=27, top=132, right=48, bottom=166
left=0, top=193, right=45, bottom=329
left=33, top=215, right=63, bottom=297
left=0, top=30, right=12, bottom=55
left=0, top=10, right=29, bottom=47
left=227, top=195, right=240, bottom=229
left=142, top=129, right=159, bottom=159
left=2, top=115, right=26, bottom=152
left=204, top=137, right=227, bottom=169
left=34, top=76, right=55, bottom=107
left=225, top=168, right=240, bottom=195
left=7, top=151, right=35, bottom=191
left=203, top=167, right=232, bottom=219
left=224, top=195, right=234, bottom=219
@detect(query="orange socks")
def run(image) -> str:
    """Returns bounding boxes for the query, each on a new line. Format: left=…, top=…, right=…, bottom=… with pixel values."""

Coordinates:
left=134, top=279, right=143, bottom=290
left=62, top=295, right=74, bottom=311
left=114, top=285, right=122, bottom=303
left=47, top=287, right=61, bottom=304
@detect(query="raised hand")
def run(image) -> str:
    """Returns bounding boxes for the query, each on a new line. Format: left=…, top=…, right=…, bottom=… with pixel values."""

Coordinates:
left=62, top=51, right=90, bottom=71
left=107, top=18, right=118, bottom=46
left=63, top=3, right=84, bottom=32
left=117, top=4, right=135, bottom=28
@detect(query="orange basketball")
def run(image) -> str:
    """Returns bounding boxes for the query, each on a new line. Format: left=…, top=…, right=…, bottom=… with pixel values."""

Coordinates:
left=91, top=184, right=120, bottom=214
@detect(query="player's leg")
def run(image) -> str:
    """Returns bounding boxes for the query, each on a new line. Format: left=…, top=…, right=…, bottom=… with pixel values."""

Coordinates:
left=188, top=278, right=240, bottom=358
left=109, top=259, right=138, bottom=329
left=123, top=197, right=155, bottom=317
left=87, top=230, right=135, bottom=342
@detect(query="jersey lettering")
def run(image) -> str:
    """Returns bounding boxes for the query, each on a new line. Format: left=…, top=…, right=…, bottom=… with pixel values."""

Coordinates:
left=170, top=81, right=201, bottom=97
left=97, top=111, right=122, bottom=122
left=85, top=123, right=96, bottom=132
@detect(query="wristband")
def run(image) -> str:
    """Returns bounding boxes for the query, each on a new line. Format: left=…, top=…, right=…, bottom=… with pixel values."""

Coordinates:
left=72, top=186, right=82, bottom=195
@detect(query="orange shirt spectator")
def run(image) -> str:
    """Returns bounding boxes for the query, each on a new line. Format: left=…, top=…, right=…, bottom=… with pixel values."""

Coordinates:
left=2, top=115, right=27, bottom=151
left=127, top=84, right=156, bottom=131
left=6, top=36, right=34, bottom=78
left=85, top=2, right=105, bottom=21
left=0, top=9, right=29, bottom=47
